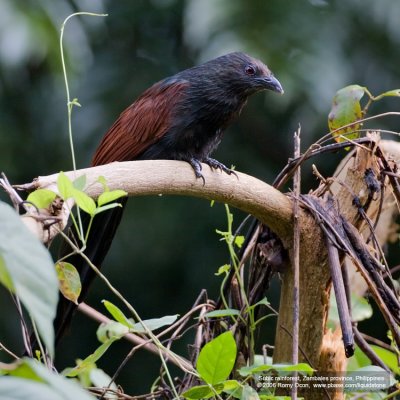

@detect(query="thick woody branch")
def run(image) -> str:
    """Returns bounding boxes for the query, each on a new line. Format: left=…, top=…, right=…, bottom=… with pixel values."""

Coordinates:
left=19, top=160, right=295, bottom=243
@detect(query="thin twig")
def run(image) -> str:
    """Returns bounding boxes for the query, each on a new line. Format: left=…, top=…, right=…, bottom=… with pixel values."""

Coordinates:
left=278, top=324, right=314, bottom=368
left=89, top=386, right=166, bottom=399
left=376, top=146, right=400, bottom=206
left=0, top=342, right=20, bottom=360
left=0, top=172, right=25, bottom=210
left=291, top=126, right=301, bottom=400
left=10, top=294, right=32, bottom=357
left=360, top=333, right=394, bottom=351
left=77, top=302, right=193, bottom=371
left=352, top=326, right=390, bottom=372
left=273, top=137, right=375, bottom=189
left=58, top=228, right=197, bottom=377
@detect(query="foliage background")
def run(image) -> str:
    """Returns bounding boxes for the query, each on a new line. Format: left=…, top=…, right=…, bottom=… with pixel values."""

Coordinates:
left=1, top=0, right=400, bottom=393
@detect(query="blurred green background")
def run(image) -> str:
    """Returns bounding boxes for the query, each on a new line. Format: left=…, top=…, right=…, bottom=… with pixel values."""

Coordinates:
left=1, top=0, right=400, bottom=393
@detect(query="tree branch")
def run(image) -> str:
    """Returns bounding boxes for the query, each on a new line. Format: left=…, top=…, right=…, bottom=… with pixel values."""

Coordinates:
left=18, top=160, right=295, bottom=243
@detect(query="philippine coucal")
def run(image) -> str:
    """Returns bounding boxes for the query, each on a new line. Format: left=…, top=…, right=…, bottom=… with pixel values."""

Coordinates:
left=53, top=52, right=283, bottom=345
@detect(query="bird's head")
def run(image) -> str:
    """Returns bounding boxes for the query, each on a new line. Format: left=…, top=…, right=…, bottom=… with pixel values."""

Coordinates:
left=209, top=52, right=284, bottom=97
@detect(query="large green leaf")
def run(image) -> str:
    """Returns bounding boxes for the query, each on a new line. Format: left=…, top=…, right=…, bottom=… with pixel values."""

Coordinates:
left=222, top=380, right=243, bottom=399
left=370, top=345, right=400, bottom=375
left=131, top=314, right=179, bottom=333
left=373, top=88, right=400, bottom=100
left=97, top=189, right=127, bottom=206
left=102, top=300, right=134, bottom=328
left=4, top=358, right=94, bottom=400
left=329, top=292, right=372, bottom=326
left=197, top=331, right=237, bottom=385
left=0, top=202, right=58, bottom=356
left=63, top=337, right=118, bottom=377
left=26, top=189, right=57, bottom=209
left=182, top=385, right=215, bottom=399
left=89, top=367, right=119, bottom=397
left=328, top=84, right=365, bottom=142
left=72, top=189, right=96, bottom=216
left=72, top=174, right=87, bottom=191
left=96, top=321, right=129, bottom=343
left=346, top=346, right=371, bottom=370
left=57, top=171, right=75, bottom=199
left=182, top=383, right=226, bottom=399
left=0, top=377, right=64, bottom=400
left=241, top=384, right=260, bottom=400
left=55, top=262, right=81, bottom=304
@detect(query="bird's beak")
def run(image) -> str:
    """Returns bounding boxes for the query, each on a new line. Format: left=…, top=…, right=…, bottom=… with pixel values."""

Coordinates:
left=261, top=75, right=284, bottom=94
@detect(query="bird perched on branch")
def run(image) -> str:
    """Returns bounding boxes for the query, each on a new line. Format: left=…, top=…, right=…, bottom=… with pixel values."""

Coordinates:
left=52, top=52, right=283, bottom=345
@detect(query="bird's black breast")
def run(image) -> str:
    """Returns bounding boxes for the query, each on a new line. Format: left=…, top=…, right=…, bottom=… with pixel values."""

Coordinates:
left=139, top=84, right=246, bottom=162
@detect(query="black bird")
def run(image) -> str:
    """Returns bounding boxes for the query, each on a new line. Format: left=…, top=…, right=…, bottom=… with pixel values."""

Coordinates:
left=53, top=52, right=283, bottom=345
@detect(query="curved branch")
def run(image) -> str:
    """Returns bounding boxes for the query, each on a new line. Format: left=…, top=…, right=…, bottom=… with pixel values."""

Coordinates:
left=22, top=160, right=295, bottom=241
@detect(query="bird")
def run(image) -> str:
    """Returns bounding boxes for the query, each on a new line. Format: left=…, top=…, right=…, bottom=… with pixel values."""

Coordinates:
left=51, top=51, right=283, bottom=346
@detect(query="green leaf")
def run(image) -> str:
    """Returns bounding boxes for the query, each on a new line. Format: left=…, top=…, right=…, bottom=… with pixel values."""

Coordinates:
left=0, top=377, right=65, bottom=400
left=241, top=384, right=260, bottom=400
left=63, top=337, right=118, bottom=377
left=223, top=380, right=242, bottom=391
left=0, top=202, right=58, bottom=356
left=97, top=189, right=127, bottom=206
left=329, top=293, right=373, bottom=325
left=0, top=255, right=14, bottom=290
left=215, top=264, right=230, bottom=276
left=89, top=367, right=118, bottom=397
left=72, top=189, right=96, bottom=216
left=73, top=174, right=87, bottom=191
left=26, top=189, right=57, bottom=209
left=182, top=385, right=215, bottom=399
left=6, top=361, right=43, bottom=381
left=370, top=345, right=400, bottom=375
left=328, top=85, right=365, bottom=142
left=374, top=89, right=400, bottom=99
left=57, top=171, right=74, bottom=199
left=204, top=309, right=240, bottom=318
left=239, top=364, right=274, bottom=376
left=96, top=321, right=130, bottom=343
left=351, top=295, right=373, bottom=322
left=94, top=203, right=123, bottom=215
left=55, top=262, right=81, bottom=304
left=131, top=314, right=179, bottom=333
left=102, top=300, right=133, bottom=328
left=234, top=235, right=245, bottom=248
left=346, top=346, right=371, bottom=370
left=97, top=176, right=109, bottom=192
left=5, top=358, right=95, bottom=400
left=222, top=380, right=242, bottom=399
left=70, top=98, right=81, bottom=107
left=269, top=362, right=314, bottom=374
left=197, top=331, right=237, bottom=385
left=246, top=297, right=270, bottom=313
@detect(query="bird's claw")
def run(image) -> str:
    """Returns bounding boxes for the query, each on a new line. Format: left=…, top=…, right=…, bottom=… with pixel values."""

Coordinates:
left=186, top=157, right=237, bottom=185
left=204, top=158, right=238, bottom=178
left=188, top=157, right=206, bottom=185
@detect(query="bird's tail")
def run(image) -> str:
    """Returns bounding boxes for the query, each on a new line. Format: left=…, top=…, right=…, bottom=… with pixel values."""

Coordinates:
left=54, top=196, right=127, bottom=345
left=28, top=197, right=128, bottom=351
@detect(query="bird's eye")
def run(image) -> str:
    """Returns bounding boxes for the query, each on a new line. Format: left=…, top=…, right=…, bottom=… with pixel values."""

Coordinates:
left=245, top=65, right=256, bottom=76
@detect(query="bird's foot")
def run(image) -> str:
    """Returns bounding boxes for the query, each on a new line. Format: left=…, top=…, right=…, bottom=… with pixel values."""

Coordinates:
left=204, top=157, right=238, bottom=178
left=187, top=157, right=205, bottom=185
